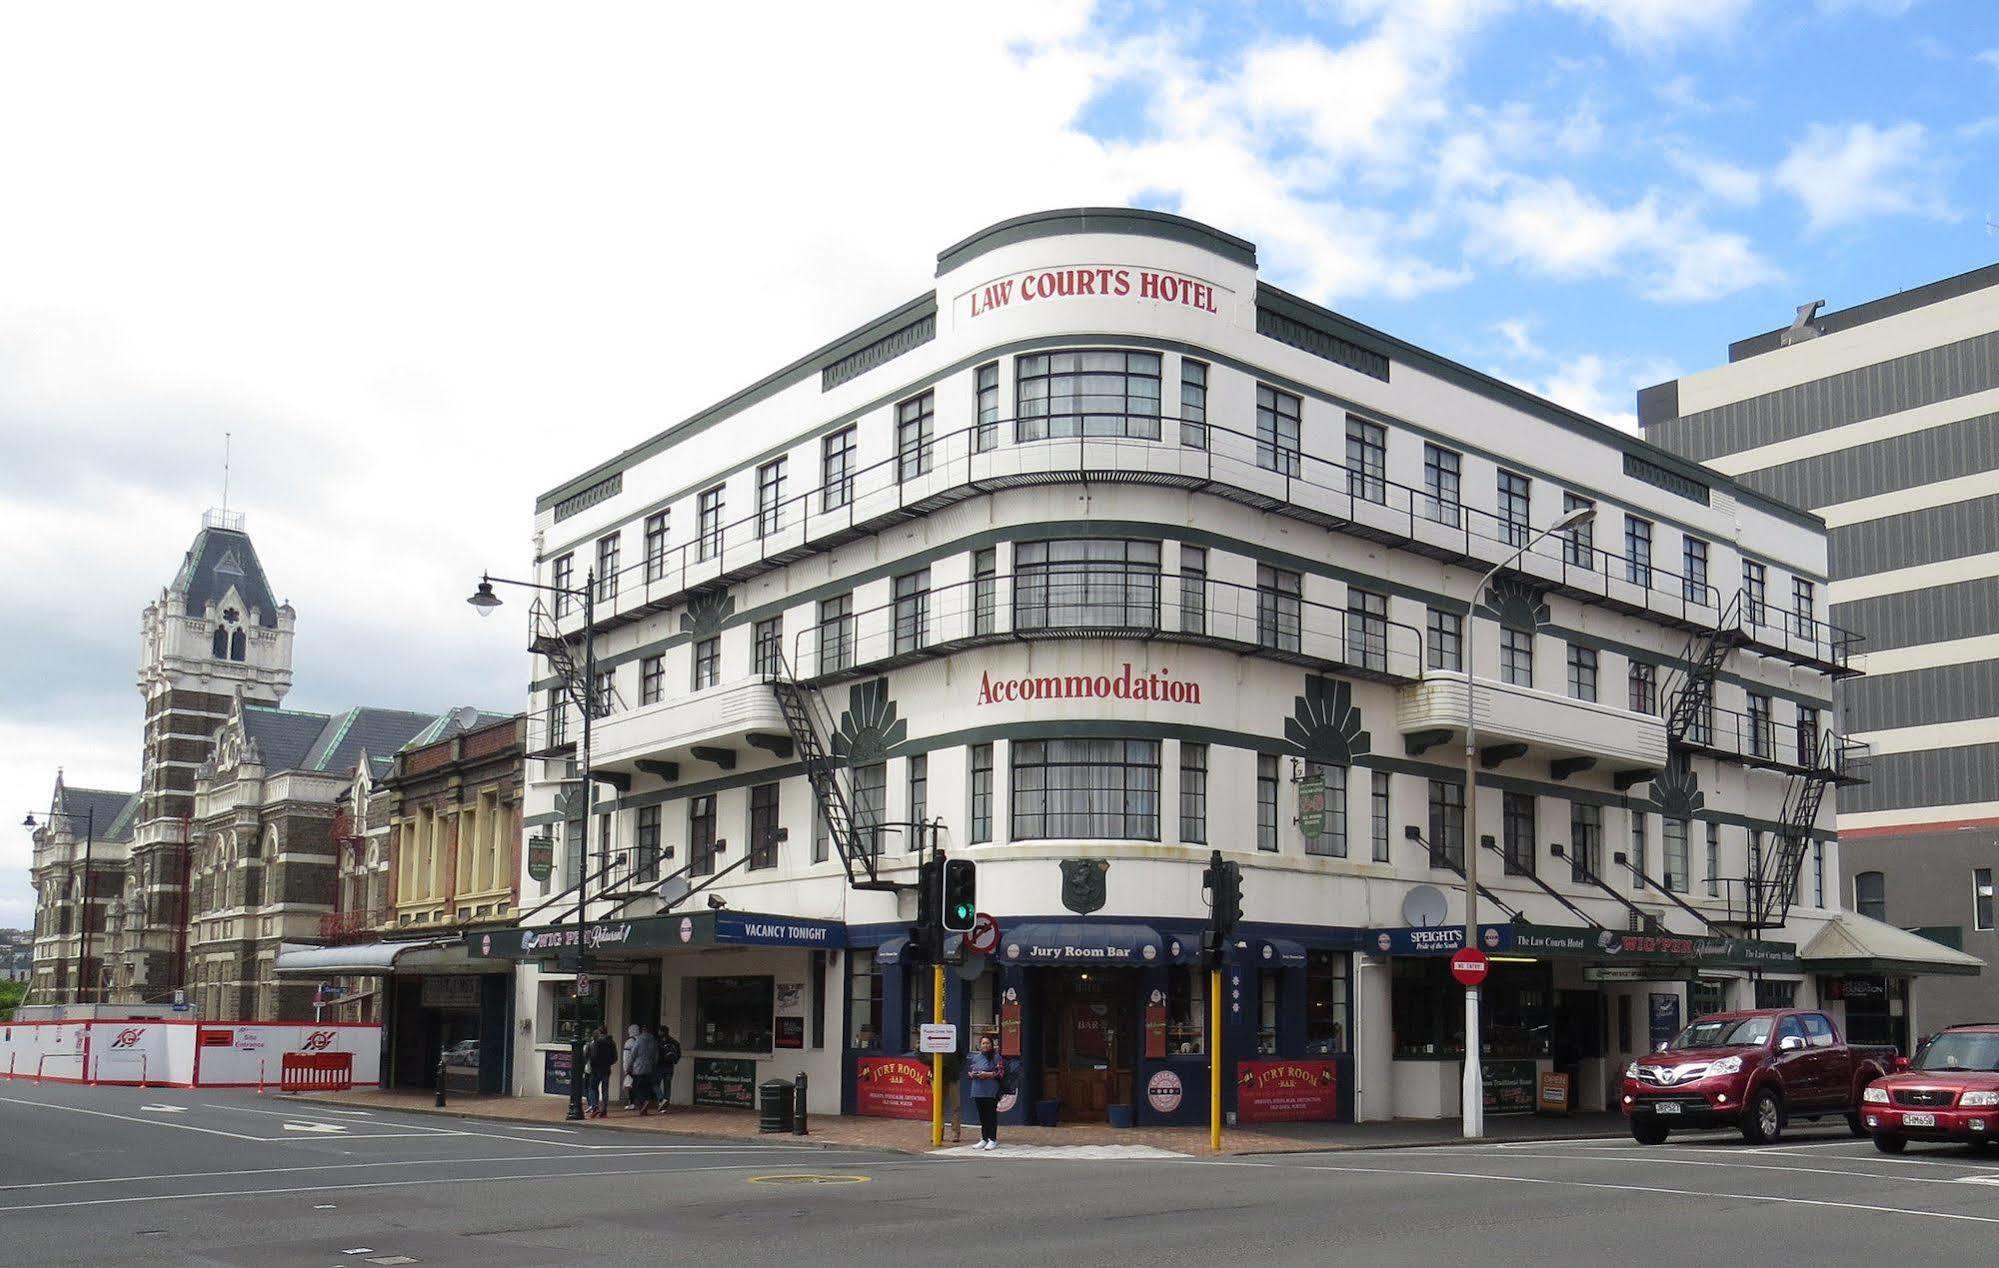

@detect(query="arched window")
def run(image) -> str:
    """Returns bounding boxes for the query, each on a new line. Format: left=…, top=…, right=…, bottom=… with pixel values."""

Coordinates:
left=212, top=627, right=229, bottom=658
left=230, top=629, right=246, bottom=661
left=1854, top=871, right=1887, bottom=922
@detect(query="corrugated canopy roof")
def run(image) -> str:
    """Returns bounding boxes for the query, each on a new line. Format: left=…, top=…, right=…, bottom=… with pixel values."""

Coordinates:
left=1800, top=911, right=1985, bottom=977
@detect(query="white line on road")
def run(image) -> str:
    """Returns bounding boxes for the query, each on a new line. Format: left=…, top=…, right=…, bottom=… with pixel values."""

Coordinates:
left=0, top=1097, right=275, bottom=1143
left=282, top=1122, right=347, bottom=1134
left=1409, top=1147, right=1987, bottom=1186
left=202, top=1104, right=459, bottom=1133
left=137, top=1105, right=186, bottom=1114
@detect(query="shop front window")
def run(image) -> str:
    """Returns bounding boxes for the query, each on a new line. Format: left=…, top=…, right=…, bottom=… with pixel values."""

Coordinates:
left=1306, top=951, right=1350, bottom=1056
left=553, top=978, right=604, bottom=1044
left=847, top=949, right=884, bottom=1051
left=694, top=975, right=774, bottom=1053
left=1257, top=973, right=1280, bottom=1055
left=1166, top=966, right=1206, bottom=1055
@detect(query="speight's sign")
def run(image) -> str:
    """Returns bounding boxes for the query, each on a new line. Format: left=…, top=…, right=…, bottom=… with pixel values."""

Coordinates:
left=1372, top=922, right=1799, bottom=971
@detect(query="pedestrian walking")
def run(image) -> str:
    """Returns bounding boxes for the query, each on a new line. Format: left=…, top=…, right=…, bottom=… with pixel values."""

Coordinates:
left=620, top=1024, right=641, bottom=1109
left=583, top=1026, right=617, bottom=1120
left=656, top=1026, right=682, bottom=1108
left=629, top=1024, right=660, bottom=1115
left=966, top=1034, right=1004, bottom=1150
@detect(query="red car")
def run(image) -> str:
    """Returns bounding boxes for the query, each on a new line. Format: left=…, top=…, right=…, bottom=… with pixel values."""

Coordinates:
left=1622, top=1008, right=1895, bottom=1145
left=1861, top=1023, right=1999, bottom=1154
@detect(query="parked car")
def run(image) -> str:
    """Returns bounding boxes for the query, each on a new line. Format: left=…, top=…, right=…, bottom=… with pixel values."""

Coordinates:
left=1860, top=1023, right=1999, bottom=1154
left=1622, top=1008, right=1896, bottom=1145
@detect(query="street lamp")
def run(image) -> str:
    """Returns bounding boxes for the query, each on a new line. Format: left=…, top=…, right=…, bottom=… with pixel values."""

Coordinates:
left=23, top=805, right=96, bottom=1005
left=1459, top=502, right=1595, bottom=1140
left=466, top=568, right=597, bottom=1123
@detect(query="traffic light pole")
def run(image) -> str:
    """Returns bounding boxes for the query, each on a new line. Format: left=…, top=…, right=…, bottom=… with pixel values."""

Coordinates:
left=931, top=959, right=945, bottom=1148
left=1209, top=963, right=1223, bottom=1152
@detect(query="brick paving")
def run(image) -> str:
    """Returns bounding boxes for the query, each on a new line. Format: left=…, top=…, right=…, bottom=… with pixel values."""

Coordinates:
left=312, top=1087, right=1627, bottom=1156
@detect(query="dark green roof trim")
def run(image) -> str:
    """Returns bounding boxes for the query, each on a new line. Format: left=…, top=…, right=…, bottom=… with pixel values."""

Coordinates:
left=821, top=313, right=936, bottom=391
left=1254, top=281, right=1826, bottom=534
left=934, top=207, right=1257, bottom=277
left=536, top=291, right=937, bottom=513
left=553, top=473, right=622, bottom=523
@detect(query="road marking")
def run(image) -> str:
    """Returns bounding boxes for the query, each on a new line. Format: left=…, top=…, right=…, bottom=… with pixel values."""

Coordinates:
left=1954, top=1175, right=1999, bottom=1186
left=1411, top=1147, right=1984, bottom=1187
left=284, top=1122, right=348, bottom=1134
left=0, top=1097, right=274, bottom=1143
left=745, top=1173, right=870, bottom=1184
left=506, top=1126, right=576, bottom=1134
left=137, top=1105, right=186, bottom=1114
left=204, top=1104, right=459, bottom=1133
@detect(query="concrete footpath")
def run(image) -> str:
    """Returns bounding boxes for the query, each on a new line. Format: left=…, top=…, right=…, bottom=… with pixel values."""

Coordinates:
left=316, top=1086, right=1629, bottom=1155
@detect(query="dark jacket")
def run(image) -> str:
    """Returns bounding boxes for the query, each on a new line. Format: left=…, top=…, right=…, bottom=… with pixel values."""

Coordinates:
left=658, top=1033, right=683, bottom=1065
left=587, top=1034, right=618, bottom=1075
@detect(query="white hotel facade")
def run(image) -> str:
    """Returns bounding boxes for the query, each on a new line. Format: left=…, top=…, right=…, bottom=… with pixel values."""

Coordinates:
left=477, top=210, right=1952, bottom=1127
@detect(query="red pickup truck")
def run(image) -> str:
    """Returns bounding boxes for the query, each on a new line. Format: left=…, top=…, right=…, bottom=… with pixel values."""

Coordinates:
left=1622, top=1008, right=1896, bottom=1145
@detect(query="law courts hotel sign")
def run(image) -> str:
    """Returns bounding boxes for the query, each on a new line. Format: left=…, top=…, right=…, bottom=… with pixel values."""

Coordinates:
left=956, top=265, right=1233, bottom=323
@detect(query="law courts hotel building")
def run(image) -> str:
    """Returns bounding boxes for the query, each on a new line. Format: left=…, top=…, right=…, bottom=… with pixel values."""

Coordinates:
left=484, top=210, right=1974, bottom=1126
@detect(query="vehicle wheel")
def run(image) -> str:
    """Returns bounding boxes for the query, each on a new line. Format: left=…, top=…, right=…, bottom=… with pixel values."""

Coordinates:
left=1630, top=1118, right=1670, bottom=1146
left=1847, top=1112, right=1870, bottom=1138
left=1740, top=1090, right=1785, bottom=1145
left=1968, top=1138, right=1992, bottom=1154
left=1873, top=1133, right=1907, bottom=1155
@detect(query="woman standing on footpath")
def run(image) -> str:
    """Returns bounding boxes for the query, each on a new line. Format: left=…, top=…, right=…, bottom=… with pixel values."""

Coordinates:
left=965, top=1035, right=1004, bottom=1150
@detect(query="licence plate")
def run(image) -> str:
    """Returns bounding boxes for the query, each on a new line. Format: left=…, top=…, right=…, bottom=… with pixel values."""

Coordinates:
left=1655, top=1103, right=1682, bottom=1115
left=1903, top=1112, right=1936, bottom=1127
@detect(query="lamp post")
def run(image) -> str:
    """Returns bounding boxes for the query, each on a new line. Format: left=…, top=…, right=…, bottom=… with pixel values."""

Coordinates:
left=468, top=568, right=597, bottom=1123
left=1459, top=503, right=1595, bottom=1140
left=23, top=805, right=96, bottom=1005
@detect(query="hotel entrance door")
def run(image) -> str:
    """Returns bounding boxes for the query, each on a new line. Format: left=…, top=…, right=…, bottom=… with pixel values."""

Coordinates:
left=1040, top=970, right=1133, bottom=1119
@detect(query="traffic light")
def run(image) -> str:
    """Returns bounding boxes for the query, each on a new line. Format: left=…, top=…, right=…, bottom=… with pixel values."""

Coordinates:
left=908, top=855, right=942, bottom=965
left=941, top=858, right=977, bottom=932
left=1201, top=849, right=1241, bottom=966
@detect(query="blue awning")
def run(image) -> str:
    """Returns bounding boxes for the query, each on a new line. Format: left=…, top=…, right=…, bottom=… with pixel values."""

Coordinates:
left=999, top=922, right=1165, bottom=967
left=1256, top=938, right=1308, bottom=967
left=872, top=936, right=910, bottom=967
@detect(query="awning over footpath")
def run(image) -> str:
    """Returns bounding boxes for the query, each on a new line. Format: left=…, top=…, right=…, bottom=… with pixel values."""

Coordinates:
left=998, top=921, right=1173, bottom=966
left=1800, top=912, right=1984, bottom=977
left=466, top=910, right=845, bottom=961
left=1368, top=922, right=1802, bottom=972
left=272, top=939, right=493, bottom=977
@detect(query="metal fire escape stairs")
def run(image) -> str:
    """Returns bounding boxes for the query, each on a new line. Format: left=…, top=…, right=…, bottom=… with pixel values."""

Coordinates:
left=768, top=654, right=897, bottom=892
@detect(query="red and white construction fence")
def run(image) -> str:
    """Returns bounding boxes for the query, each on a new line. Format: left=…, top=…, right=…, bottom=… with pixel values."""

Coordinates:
left=0, top=1019, right=380, bottom=1089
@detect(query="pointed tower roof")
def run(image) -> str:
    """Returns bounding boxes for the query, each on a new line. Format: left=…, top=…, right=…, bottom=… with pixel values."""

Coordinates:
left=170, top=509, right=281, bottom=628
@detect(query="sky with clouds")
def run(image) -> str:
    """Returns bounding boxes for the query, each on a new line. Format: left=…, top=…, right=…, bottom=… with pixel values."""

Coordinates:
left=3, top=0, right=1996, bottom=929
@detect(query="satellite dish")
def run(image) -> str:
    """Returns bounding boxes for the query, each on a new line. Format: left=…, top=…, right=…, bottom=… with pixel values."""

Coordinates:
left=1403, top=885, right=1450, bottom=928
left=656, top=876, right=691, bottom=909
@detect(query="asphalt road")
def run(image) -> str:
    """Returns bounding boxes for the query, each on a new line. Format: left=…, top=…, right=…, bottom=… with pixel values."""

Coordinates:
left=2, top=1081, right=1997, bottom=1266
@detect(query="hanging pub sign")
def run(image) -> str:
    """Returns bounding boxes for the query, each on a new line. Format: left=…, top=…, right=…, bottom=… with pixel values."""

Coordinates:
left=527, top=835, right=554, bottom=883
left=1297, top=774, right=1327, bottom=839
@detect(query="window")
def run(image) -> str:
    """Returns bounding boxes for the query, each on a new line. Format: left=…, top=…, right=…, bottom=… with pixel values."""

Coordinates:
left=1705, top=822, right=1721, bottom=898
left=1258, top=564, right=1303, bottom=652
left=1754, top=979, right=1798, bottom=1010
left=1348, top=589, right=1388, bottom=671
left=893, top=568, right=930, bottom=654
left=1796, top=706, right=1820, bottom=768
left=896, top=391, right=934, bottom=481
left=1427, top=608, right=1462, bottom=672
left=975, top=362, right=1000, bottom=452
left=596, top=534, right=620, bottom=601
left=1570, top=802, right=1602, bottom=883
left=634, top=805, right=661, bottom=883
left=693, top=637, right=720, bottom=690
left=1010, top=739, right=1160, bottom=840
left=1687, top=686, right=1714, bottom=746
left=644, top=511, right=669, bottom=583
left=1167, top=966, right=1207, bottom=1055
left=693, top=975, right=774, bottom=1053
left=745, top=783, right=779, bottom=871
left=1629, top=813, right=1648, bottom=890
left=593, top=669, right=615, bottom=716
left=1502, top=791, right=1535, bottom=877
left=689, top=796, right=717, bottom=876
left=1016, top=350, right=1162, bottom=440
left=1747, top=693, right=1773, bottom=758
left=1305, top=762, right=1348, bottom=858
left=1562, top=492, right=1594, bottom=568
left=1567, top=645, right=1597, bottom=702
left=1428, top=780, right=1464, bottom=870
left=817, top=594, right=854, bottom=673
left=1347, top=417, right=1386, bottom=503
left=552, top=553, right=575, bottom=617
left=1423, top=443, right=1460, bottom=525
left=1179, top=546, right=1207, bottom=636
left=1500, top=627, right=1533, bottom=687
left=753, top=617, right=782, bottom=678
left=1663, top=818, right=1689, bottom=892
left=640, top=654, right=665, bottom=705
left=851, top=763, right=886, bottom=855
left=547, top=688, right=568, bottom=747
left=847, top=950, right=885, bottom=1052
left=973, top=548, right=997, bottom=636
left=1015, top=539, right=1160, bottom=631
left=1854, top=871, right=1886, bottom=921
left=906, top=755, right=928, bottom=850
left=554, top=977, right=605, bottom=1044
left=821, top=426, right=856, bottom=510
left=1257, top=755, right=1279, bottom=852
left=1793, top=577, right=1817, bottom=641
left=1742, top=560, right=1766, bottom=626
left=1240, top=383, right=1305, bottom=478
left=697, top=485, right=724, bottom=562
left=1180, top=359, right=1208, bottom=447
left=1497, top=470, right=1531, bottom=548
left=1812, top=841, right=1826, bottom=907
left=1628, top=662, right=1657, bottom=715
left=1683, top=536, right=1709, bottom=604
left=969, top=744, right=993, bottom=844
left=1625, top=516, right=1653, bottom=588
left=756, top=458, right=787, bottom=538
left=1975, top=867, right=1994, bottom=932
left=1180, top=742, right=1208, bottom=844
left=1372, top=771, right=1391, bottom=862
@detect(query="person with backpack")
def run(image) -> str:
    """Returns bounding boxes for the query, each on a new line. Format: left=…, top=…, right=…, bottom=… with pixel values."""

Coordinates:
left=620, top=1025, right=641, bottom=1109
left=966, top=1034, right=1004, bottom=1150
left=629, top=1024, right=660, bottom=1115
left=655, top=1026, right=683, bottom=1107
left=583, top=1026, right=618, bottom=1120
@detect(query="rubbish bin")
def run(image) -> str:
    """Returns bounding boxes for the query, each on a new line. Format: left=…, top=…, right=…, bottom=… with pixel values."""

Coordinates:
left=758, top=1080, right=795, bottom=1133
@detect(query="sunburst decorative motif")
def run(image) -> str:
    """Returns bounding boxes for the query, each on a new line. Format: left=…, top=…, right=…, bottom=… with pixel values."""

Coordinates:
left=679, top=589, right=737, bottom=640
left=832, top=678, right=908, bottom=765
left=1647, top=756, right=1704, bottom=820
left=1282, top=675, right=1371, bottom=765
left=1479, top=574, right=1550, bottom=630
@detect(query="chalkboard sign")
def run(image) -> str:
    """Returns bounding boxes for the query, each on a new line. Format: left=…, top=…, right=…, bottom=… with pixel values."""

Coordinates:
left=1482, top=1060, right=1536, bottom=1115
left=692, top=1057, right=756, bottom=1108
left=542, top=1049, right=573, bottom=1097
left=775, top=1017, right=805, bottom=1050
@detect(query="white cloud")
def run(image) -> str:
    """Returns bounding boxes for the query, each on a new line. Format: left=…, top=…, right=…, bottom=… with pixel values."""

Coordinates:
left=1818, top=0, right=1918, bottom=14
left=1773, top=121, right=1952, bottom=231
left=1548, top=0, right=1753, bottom=49
left=1977, top=48, right=1999, bottom=70
left=1493, top=317, right=1548, bottom=360
left=1668, top=150, right=1763, bottom=206
left=1515, top=352, right=1679, bottom=434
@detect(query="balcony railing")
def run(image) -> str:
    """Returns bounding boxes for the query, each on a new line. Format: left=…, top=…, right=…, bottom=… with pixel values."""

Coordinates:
left=1677, top=704, right=1871, bottom=782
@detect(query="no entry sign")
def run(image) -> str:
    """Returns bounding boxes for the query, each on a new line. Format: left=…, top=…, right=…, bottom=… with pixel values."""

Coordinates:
left=1450, top=948, right=1490, bottom=987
